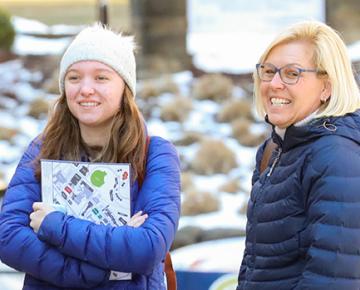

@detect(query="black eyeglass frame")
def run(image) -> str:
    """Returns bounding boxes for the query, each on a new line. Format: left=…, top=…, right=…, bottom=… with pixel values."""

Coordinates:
left=256, top=63, right=322, bottom=85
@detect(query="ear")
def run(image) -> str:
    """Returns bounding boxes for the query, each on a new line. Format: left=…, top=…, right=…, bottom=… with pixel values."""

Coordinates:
left=320, top=79, right=331, bottom=102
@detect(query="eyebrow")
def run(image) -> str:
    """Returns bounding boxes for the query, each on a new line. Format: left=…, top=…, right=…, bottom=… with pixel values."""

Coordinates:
left=282, top=62, right=308, bottom=68
left=94, top=68, right=115, bottom=74
left=66, top=68, right=115, bottom=74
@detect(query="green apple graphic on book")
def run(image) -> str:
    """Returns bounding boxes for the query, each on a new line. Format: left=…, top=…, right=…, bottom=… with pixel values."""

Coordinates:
left=90, top=170, right=107, bottom=187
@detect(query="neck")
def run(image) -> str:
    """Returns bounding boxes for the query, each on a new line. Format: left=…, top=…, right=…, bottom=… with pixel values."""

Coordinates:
left=274, top=110, right=319, bottom=140
left=294, top=110, right=319, bottom=127
left=80, top=125, right=110, bottom=148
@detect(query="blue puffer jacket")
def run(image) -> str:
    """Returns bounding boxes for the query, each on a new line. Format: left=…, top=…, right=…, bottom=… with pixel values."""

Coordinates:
left=0, top=136, right=181, bottom=290
left=237, top=110, right=360, bottom=290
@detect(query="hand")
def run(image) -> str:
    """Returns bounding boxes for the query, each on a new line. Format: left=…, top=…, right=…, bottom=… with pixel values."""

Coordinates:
left=127, top=211, right=148, bottom=228
left=29, top=202, right=55, bottom=233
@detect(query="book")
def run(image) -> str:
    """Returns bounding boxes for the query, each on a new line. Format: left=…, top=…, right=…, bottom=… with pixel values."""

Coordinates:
left=41, top=159, right=131, bottom=280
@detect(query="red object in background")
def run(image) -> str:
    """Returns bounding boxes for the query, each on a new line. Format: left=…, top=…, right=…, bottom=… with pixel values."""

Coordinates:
left=122, top=171, right=128, bottom=180
left=64, top=186, right=72, bottom=193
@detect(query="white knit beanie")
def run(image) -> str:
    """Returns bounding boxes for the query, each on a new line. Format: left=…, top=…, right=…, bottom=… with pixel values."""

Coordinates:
left=59, top=23, right=136, bottom=96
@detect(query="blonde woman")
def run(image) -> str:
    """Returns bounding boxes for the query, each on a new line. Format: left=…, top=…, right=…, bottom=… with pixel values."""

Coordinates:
left=0, top=24, right=180, bottom=290
left=237, top=21, right=360, bottom=290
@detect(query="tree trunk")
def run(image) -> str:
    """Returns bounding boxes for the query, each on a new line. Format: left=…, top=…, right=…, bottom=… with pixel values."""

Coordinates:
left=130, top=0, right=191, bottom=77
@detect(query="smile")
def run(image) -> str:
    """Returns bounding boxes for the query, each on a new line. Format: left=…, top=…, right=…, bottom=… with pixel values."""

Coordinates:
left=270, top=97, right=291, bottom=106
left=79, top=102, right=100, bottom=107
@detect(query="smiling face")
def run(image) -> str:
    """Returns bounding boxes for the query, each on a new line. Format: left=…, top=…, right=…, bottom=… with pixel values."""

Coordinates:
left=260, top=40, right=331, bottom=128
left=65, top=61, right=125, bottom=137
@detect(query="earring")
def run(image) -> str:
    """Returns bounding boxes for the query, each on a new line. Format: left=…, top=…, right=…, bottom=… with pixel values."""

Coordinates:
left=321, top=96, right=330, bottom=104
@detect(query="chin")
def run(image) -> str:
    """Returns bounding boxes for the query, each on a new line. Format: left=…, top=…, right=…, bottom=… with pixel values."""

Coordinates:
left=268, top=117, right=289, bottom=128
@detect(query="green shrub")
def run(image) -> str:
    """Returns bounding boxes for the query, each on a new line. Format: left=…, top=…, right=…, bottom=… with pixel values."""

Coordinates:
left=0, top=7, right=15, bottom=51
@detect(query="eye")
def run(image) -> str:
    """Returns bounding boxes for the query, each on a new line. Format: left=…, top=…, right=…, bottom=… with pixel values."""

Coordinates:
left=284, top=67, right=300, bottom=79
left=96, top=75, right=109, bottom=81
left=263, top=66, right=275, bottom=75
left=66, top=75, right=80, bottom=81
left=264, top=68, right=275, bottom=75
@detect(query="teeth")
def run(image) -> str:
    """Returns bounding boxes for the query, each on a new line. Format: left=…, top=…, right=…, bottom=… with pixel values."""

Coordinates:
left=80, top=102, right=99, bottom=107
left=271, top=98, right=290, bottom=105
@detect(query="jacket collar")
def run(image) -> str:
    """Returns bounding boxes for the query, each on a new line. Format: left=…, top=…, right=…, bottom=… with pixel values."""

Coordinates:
left=265, top=109, right=360, bottom=152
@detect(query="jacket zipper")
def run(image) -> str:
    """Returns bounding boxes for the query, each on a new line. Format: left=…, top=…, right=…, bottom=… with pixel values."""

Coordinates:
left=267, top=147, right=282, bottom=176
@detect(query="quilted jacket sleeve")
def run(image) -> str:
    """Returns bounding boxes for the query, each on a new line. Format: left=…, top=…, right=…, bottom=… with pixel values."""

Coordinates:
left=237, top=142, right=265, bottom=289
left=36, top=136, right=181, bottom=275
left=236, top=248, right=248, bottom=290
left=294, top=136, right=360, bottom=289
left=0, top=140, right=109, bottom=288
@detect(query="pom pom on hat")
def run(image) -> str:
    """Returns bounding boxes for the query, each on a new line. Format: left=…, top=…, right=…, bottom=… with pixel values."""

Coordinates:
left=59, top=23, right=136, bottom=96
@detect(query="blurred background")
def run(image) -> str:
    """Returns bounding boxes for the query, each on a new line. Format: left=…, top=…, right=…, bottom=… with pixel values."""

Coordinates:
left=0, top=0, right=359, bottom=289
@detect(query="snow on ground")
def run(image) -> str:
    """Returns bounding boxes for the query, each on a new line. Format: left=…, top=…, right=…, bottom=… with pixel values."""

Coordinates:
left=11, top=16, right=80, bottom=56
left=1, top=1, right=360, bottom=287
left=13, top=34, right=73, bottom=56
left=172, top=237, right=246, bottom=272
left=187, top=0, right=325, bottom=73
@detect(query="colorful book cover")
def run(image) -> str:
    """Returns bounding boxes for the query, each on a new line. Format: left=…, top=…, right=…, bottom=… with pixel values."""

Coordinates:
left=41, top=159, right=131, bottom=280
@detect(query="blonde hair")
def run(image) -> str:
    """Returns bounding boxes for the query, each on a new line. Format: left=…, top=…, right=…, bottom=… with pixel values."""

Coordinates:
left=254, top=21, right=360, bottom=118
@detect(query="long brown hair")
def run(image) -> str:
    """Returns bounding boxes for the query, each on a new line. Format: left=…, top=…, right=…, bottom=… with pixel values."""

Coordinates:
left=35, top=85, right=147, bottom=182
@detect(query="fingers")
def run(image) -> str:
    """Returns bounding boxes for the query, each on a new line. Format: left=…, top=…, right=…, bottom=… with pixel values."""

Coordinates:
left=32, top=202, right=43, bottom=211
left=29, top=219, right=37, bottom=233
left=132, top=210, right=143, bottom=218
left=32, top=202, right=55, bottom=213
left=29, top=211, right=40, bottom=233
left=29, top=211, right=35, bottom=221
left=30, top=202, right=55, bottom=233
left=128, top=216, right=148, bottom=228
left=127, top=211, right=148, bottom=228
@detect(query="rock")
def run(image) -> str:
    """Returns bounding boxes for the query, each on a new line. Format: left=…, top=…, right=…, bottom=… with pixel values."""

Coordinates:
left=0, top=126, right=18, bottom=141
left=22, top=55, right=60, bottom=82
left=43, top=70, right=60, bottom=94
left=200, top=228, right=246, bottom=242
left=160, top=96, right=192, bottom=122
left=232, top=118, right=251, bottom=138
left=192, top=74, right=233, bottom=102
left=236, top=132, right=266, bottom=147
left=191, top=139, right=237, bottom=175
left=182, top=190, right=220, bottom=216
left=217, top=99, right=253, bottom=123
left=173, top=131, right=203, bottom=146
left=232, top=118, right=267, bottom=147
left=219, top=179, right=241, bottom=194
left=172, top=226, right=246, bottom=250
left=28, top=98, right=51, bottom=119
left=172, top=226, right=204, bottom=250
left=1, top=90, right=17, bottom=100
left=180, top=171, right=194, bottom=193
left=138, top=76, right=179, bottom=100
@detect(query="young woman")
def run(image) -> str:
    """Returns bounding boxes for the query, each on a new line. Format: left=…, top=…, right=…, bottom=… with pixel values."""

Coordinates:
left=237, top=21, right=360, bottom=290
left=0, top=24, right=181, bottom=290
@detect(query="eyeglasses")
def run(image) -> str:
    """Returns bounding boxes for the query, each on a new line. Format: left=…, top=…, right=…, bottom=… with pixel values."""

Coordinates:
left=256, top=63, right=321, bottom=85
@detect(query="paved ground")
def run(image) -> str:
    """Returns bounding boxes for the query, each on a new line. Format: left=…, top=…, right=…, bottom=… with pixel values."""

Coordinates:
left=0, top=262, right=24, bottom=289
left=0, top=197, right=24, bottom=289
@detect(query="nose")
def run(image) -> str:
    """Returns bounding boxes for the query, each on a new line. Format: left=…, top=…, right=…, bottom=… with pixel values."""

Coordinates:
left=80, top=79, right=95, bottom=97
left=269, top=72, right=285, bottom=89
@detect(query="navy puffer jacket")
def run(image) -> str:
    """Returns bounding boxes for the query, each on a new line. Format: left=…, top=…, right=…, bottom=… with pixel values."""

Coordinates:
left=237, top=110, right=360, bottom=290
left=0, top=136, right=180, bottom=290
